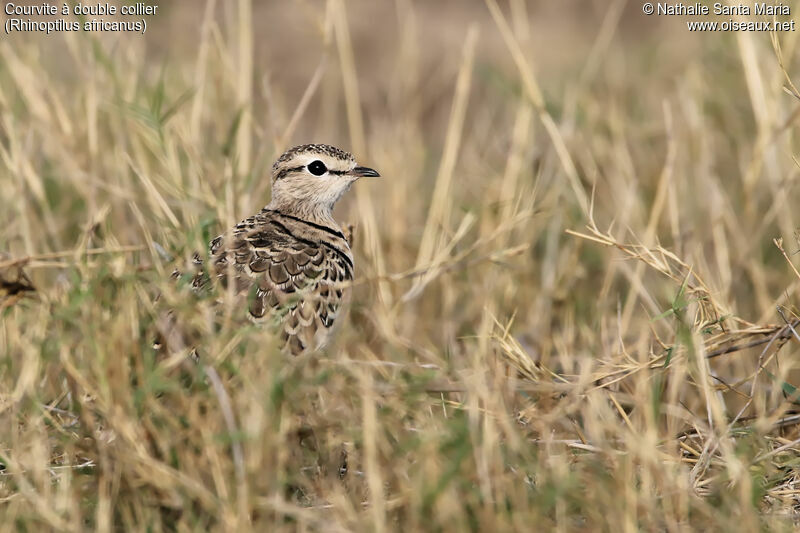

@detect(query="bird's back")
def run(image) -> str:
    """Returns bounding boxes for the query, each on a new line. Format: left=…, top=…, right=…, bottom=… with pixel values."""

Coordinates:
left=198, top=208, right=354, bottom=355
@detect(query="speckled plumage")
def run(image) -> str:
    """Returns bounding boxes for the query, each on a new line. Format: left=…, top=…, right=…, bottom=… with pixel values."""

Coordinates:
left=273, top=143, right=355, bottom=172
left=192, top=144, right=379, bottom=355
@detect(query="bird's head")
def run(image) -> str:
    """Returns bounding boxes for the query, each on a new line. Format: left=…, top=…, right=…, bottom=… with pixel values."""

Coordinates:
left=268, top=144, right=379, bottom=218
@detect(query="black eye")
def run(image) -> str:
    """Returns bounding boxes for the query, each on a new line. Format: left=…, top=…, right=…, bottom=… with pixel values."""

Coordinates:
left=307, top=160, right=327, bottom=176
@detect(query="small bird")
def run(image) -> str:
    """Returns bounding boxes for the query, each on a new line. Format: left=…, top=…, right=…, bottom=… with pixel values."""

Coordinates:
left=192, top=144, right=380, bottom=356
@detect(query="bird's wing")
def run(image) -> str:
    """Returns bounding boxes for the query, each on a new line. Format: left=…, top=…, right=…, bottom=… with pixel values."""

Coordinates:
left=207, top=214, right=353, bottom=355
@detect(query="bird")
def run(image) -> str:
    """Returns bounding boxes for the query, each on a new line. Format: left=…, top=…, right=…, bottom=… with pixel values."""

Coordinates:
left=186, top=143, right=380, bottom=356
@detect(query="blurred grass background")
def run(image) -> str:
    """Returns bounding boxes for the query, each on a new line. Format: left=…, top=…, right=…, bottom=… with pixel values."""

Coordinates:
left=3, top=0, right=800, bottom=530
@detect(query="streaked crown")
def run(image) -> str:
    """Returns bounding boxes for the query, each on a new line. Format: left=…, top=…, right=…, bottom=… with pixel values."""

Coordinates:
left=265, top=143, right=380, bottom=219
left=273, top=144, right=355, bottom=169
left=272, top=144, right=356, bottom=182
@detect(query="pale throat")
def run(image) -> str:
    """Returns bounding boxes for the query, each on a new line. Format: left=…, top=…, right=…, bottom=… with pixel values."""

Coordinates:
left=265, top=191, right=343, bottom=229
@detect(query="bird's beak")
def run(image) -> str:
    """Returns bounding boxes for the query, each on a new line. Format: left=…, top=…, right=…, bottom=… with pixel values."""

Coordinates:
left=350, top=166, right=380, bottom=178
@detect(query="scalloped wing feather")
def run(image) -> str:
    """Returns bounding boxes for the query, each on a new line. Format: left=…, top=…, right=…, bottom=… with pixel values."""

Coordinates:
left=200, top=210, right=353, bottom=355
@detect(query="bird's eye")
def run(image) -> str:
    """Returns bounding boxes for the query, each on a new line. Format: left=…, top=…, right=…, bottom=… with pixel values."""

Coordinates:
left=307, top=160, right=327, bottom=176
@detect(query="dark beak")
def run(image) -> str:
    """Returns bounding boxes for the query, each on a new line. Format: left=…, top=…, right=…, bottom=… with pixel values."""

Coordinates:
left=351, top=166, right=380, bottom=178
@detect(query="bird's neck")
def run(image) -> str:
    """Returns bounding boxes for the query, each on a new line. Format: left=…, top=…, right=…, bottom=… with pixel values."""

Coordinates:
left=265, top=198, right=340, bottom=230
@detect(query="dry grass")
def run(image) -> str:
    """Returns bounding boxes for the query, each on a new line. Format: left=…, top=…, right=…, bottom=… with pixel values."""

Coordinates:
left=3, top=1, right=800, bottom=530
